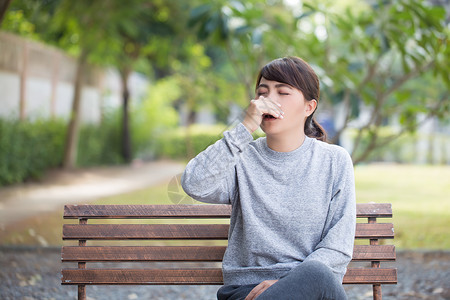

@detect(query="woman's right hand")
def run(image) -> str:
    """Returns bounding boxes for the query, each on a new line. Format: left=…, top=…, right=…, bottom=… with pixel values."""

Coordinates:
left=242, top=96, right=284, bottom=133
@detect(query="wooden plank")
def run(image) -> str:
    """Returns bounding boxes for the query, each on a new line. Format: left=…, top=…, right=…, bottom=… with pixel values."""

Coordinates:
left=64, top=203, right=392, bottom=219
left=355, top=223, right=394, bottom=239
left=352, top=245, right=396, bottom=261
left=343, top=268, right=397, bottom=284
left=63, top=223, right=392, bottom=240
left=356, top=203, right=392, bottom=218
left=62, top=245, right=394, bottom=262
left=64, top=205, right=232, bottom=219
left=61, top=268, right=224, bottom=285
left=63, top=224, right=230, bottom=240
left=61, top=268, right=397, bottom=285
left=62, top=246, right=226, bottom=262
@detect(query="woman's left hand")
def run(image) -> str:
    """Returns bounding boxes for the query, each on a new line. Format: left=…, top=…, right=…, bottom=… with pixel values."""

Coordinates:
left=245, top=280, right=278, bottom=300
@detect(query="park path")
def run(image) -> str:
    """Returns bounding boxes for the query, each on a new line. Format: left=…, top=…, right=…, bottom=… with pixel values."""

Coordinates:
left=0, top=160, right=185, bottom=230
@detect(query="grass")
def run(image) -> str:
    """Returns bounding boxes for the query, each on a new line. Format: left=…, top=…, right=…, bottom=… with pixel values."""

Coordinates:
left=354, top=164, right=450, bottom=250
left=1, top=164, right=449, bottom=250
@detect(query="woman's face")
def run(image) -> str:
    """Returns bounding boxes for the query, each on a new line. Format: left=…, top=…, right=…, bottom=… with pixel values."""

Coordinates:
left=255, top=77, right=316, bottom=136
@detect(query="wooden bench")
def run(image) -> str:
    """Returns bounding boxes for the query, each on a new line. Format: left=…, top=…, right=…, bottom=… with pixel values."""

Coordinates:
left=61, top=203, right=397, bottom=300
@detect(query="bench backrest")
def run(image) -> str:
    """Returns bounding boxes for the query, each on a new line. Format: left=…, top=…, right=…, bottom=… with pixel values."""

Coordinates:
left=61, top=203, right=397, bottom=300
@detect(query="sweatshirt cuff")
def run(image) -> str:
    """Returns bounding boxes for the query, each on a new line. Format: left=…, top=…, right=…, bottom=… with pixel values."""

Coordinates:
left=223, top=122, right=254, bottom=152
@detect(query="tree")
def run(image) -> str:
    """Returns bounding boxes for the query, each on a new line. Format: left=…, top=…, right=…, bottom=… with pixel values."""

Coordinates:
left=111, top=0, right=183, bottom=162
left=188, top=0, right=291, bottom=99
left=189, top=0, right=449, bottom=164
left=289, top=0, right=449, bottom=163
left=49, top=1, right=127, bottom=168
left=0, top=0, right=13, bottom=26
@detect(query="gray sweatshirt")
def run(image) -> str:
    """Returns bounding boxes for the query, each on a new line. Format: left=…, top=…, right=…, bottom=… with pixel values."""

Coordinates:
left=181, top=123, right=356, bottom=285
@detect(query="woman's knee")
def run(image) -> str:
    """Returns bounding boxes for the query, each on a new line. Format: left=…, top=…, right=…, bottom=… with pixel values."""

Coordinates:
left=289, top=260, right=337, bottom=285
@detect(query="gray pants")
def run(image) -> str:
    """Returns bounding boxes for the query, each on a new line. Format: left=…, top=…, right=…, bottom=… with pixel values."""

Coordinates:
left=217, top=260, right=348, bottom=300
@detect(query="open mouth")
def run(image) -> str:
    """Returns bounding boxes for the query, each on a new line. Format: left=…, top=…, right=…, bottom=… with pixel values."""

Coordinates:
left=263, top=114, right=276, bottom=120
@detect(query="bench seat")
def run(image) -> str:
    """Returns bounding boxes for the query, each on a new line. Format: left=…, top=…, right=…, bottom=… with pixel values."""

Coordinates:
left=61, top=203, right=397, bottom=299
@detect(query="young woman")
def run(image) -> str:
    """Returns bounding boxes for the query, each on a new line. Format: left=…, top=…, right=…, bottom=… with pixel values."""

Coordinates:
left=181, top=56, right=356, bottom=300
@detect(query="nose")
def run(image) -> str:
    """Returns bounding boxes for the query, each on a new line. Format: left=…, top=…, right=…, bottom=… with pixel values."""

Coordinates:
left=267, top=90, right=279, bottom=101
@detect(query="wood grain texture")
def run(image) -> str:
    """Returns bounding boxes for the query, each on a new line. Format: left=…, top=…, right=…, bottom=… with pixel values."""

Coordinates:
left=63, top=223, right=393, bottom=240
left=356, top=203, right=392, bottom=218
left=64, top=203, right=391, bottom=219
left=62, top=245, right=394, bottom=262
left=63, top=224, right=230, bottom=240
left=355, top=223, right=394, bottom=239
left=352, top=245, right=396, bottom=261
left=62, top=246, right=226, bottom=262
left=61, top=268, right=224, bottom=285
left=64, top=205, right=232, bottom=219
left=343, top=268, right=397, bottom=284
left=61, top=268, right=397, bottom=285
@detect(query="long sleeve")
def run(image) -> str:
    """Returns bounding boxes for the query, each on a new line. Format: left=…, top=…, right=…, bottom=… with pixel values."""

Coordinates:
left=302, top=148, right=356, bottom=282
left=181, top=123, right=254, bottom=204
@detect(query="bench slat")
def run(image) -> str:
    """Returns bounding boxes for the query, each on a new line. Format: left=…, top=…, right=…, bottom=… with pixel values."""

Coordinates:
left=63, top=224, right=230, bottom=240
left=356, top=203, right=392, bottom=218
left=64, top=204, right=392, bottom=219
left=355, top=223, right=394, bottom=239
left=344, top=268, right=397, bottom=284
left=63, top=223, right=394, bottom=240
left=352, top=245, right=396, bottom=261
left=62, top=246, right=226, bottom=262
left=62, top=268, right=224, bottom=285
left=64, top=205, right=232, bottom=219
left=61, top=245, right=395, bottom=262
left=61, top=268, right=397, bottom=285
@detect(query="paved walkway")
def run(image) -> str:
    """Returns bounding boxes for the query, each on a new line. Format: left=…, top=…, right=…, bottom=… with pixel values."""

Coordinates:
left=0, top=160, right=185, bottom=229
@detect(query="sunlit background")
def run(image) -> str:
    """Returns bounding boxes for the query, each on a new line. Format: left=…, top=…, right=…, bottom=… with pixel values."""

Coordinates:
left=0, top=0, right=449, bottom=299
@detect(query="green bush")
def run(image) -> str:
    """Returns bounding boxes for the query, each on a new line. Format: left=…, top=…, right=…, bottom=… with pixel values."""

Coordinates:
left=77, top=110, right=123, bottom=166
left=0, top=111, right=126, bottom=185
left=0, top=118, right=66, bottom=185
left=130, top=78, right=180, bottom=160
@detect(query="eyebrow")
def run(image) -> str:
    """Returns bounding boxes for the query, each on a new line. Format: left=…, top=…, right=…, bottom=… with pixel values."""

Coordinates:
left=257, top=83, right=293, bottom=90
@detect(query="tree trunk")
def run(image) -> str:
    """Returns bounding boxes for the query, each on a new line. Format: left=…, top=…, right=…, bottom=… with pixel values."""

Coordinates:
left=63, top=49, right=88, bottom=169
left=0, top=0, right=12, bottom=26
left=120, top=68, right=132, bottom=163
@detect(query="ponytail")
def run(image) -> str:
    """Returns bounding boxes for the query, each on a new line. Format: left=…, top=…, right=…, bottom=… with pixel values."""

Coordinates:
left=304, top=114, right=327, bottom=142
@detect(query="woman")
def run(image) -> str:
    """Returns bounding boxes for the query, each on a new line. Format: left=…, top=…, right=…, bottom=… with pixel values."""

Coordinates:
left=181, top=56, right=356, bottom=300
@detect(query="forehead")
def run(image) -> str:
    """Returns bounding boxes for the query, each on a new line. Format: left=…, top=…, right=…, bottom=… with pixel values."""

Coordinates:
left=258, top=77, right=293, bottom=89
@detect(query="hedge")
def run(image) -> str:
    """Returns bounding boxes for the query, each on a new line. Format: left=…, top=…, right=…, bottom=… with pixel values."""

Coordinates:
left=0, top=116, right=125, bottom=186
left=0, top=118, right=66, bottom=185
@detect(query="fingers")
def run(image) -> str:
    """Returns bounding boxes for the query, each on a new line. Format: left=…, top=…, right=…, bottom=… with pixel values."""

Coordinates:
left=242, top=96, right=284, bottom=133
left=245, top=280, right=278, bottom=300
left=255, top=96, right=284, bottom=118
left=250, top=96, right=284, bottom=120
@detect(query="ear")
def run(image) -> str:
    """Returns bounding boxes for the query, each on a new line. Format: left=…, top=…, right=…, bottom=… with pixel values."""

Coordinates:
left=305, top=99, right=317, bottom=117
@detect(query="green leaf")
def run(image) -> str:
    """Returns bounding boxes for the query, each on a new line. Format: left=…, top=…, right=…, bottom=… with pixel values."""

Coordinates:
left=188, top=4, right=212, bottom=27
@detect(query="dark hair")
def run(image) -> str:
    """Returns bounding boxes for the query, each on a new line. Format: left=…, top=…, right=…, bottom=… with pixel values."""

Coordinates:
left=256, top=56, right=327, bottom=142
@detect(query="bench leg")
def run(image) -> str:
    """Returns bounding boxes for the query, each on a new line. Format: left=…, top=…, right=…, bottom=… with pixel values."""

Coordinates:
left=78, top=285, right=86, bottom=300
left=373, top=284, right=382, bottom=300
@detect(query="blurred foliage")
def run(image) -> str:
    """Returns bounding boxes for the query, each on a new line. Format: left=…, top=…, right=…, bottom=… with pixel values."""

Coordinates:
left=153, top=124, right=265, bottom=160
left=0, top=111, right=166, bottom=183
left=131, top=77, right=180, bottom=160
left=1, top=0, right=449, bottom=169
left=0, top=118, right=66, bottom=185
left=345, top=126, right=450, bottom=164
left=77, top=110, right=123, bottom=166
left=189, top=0, right=449, bottom=163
